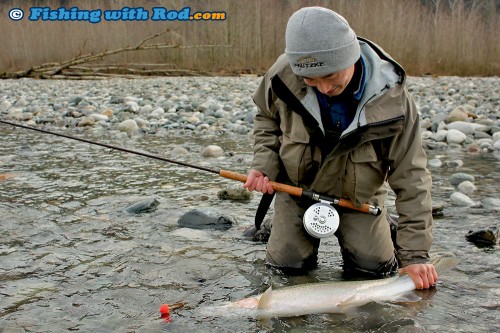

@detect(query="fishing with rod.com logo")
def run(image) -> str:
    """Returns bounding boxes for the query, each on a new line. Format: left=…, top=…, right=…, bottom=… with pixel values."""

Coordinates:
left=8, top=6, right=226, bottom=23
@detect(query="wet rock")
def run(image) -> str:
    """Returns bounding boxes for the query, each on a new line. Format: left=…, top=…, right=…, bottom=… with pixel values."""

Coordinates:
left=242, top=218, right=272, bottom=242
left=150, top=107, right=165, bottom=119
left=202, top=145, right=224, bottom=158
left=467, top=143, right=481, bottom=153
left=432, top=201, right=445, bottom=216
left=450, top=192, right=480, bottom=207
left=139, top=104, right=153, bottom=115
left=446, top=129, right=467, bottom=144
left=425, top=141, right=448, bottom=150
left=217, top=187, right=253, bottom=201
left=494, top=140, right=500, bottom=152
left=118, top=119, right=139, bottom=135
left=428, top=158, right=442, bottom=168
left=124, top=101, right=140, bottom=112
left=123, top=197, right=160, bottom=214
left=90, top=113, right=109, bottom=122
left=134, top=117, right=149, bottom=128
left=482, top=197, right=500, bottom=211
left=0, top=100, right=12, bottom=111
left=457, top=181, right=476, bottom=194
left=447, top=121, right=489, bottom=136
left=170, top=146, right=189, bottom=156
left=77, top=116, right=95, bottom=127
left=101, top=109, right=113, bottom=117
left=434, top=129, right=447, bottom=142
left=447, top=106, right=469, bottom=122
left=444, top=160, right=463, bottom=168
left=465, top=226, right=499, bottom=246
left=178, top=209, right=234, bottom=230
left=102, top=225, right=133, bottom=240
left=450, top=173, right=474, bottom=185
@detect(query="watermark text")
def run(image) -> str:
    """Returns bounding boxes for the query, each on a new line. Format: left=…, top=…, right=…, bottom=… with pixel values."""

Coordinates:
left=8, top=6, right=226, bottom=23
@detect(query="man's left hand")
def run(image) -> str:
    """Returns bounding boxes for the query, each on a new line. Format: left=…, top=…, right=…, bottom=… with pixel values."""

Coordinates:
left=399, top=263, right=438, bottom=289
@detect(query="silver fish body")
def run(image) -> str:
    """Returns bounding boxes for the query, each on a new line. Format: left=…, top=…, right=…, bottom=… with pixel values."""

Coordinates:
left=234, top=274, right=417, bottom=317
left=210, top=256, right=458, bottom=318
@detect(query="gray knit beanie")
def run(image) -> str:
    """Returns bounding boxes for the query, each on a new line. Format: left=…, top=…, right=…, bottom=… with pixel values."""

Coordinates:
left=285, top=7, right=360, bottom=77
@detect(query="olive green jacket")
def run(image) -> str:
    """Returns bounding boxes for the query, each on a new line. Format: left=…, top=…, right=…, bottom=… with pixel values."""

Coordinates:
left=251, top=38, right=433, bottom=267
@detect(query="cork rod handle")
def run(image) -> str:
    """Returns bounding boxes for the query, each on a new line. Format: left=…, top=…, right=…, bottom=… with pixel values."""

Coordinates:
left=219, top=170, right=303, bottom=197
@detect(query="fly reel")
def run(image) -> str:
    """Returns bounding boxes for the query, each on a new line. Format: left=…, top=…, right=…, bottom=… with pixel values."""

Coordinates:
left=303, top=202, right=340, bottom=238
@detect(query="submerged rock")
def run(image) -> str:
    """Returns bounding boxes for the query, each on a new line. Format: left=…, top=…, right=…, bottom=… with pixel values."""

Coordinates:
left=217, top=187, right=253, bottom=201
left=242, top=218, right=272, bottom=242
left=178, top=209, right=234, bottom=230
left=465, top=226, right=499, bottom=246
left=432, top=201, right=445, bottom=216
left=102, top=225, right=133, bottom=240
left=118, top=119, right=139, bottom=135
left=124, top=197, right=160, bottom=214
left=450, top=192, right=480, bottom=207
left=450, top=172, right=475, bottom=186
left=202, top=145, right=224, bottom=158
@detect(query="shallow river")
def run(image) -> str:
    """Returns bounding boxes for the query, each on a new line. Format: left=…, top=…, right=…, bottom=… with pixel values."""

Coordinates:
left=0, top=125, right=499, bottom=333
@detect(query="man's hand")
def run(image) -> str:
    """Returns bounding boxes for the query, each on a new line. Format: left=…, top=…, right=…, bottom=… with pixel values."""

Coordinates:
left=243, top=169, right=274, bottom=194
left=399, top=263, right=438, bottom=289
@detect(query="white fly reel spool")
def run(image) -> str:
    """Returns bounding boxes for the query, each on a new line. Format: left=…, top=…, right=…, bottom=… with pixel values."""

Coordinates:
left=303, top=202, right=340, bottom=238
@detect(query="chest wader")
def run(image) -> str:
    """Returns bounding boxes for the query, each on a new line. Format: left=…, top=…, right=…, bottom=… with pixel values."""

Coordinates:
left=253, top=75, right=398, bottom=276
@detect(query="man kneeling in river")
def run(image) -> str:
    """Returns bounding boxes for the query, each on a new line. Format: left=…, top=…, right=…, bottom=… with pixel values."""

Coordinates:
left=244, top=6, right=437, bottom=289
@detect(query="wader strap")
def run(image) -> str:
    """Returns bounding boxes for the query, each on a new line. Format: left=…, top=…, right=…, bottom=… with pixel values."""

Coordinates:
left=255, top=192, right=275, bottom=229
left=270, top=75, right=324, bottom=144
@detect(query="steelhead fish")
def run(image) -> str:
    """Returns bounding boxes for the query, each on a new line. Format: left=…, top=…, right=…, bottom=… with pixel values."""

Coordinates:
left=204, top=255, right=459, bottom=318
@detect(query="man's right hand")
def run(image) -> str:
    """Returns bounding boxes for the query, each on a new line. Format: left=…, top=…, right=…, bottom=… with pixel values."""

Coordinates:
left=243, top=169, right=274, bottom=194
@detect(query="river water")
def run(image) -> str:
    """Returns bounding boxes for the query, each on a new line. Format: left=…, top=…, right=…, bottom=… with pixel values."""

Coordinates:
left=0, top=125, right=499, bottom=333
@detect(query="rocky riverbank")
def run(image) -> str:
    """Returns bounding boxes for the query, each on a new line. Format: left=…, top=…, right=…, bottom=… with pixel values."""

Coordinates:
left=1, top=76, right=499, bottom=211
left=1, top=76, right=498, bottom=145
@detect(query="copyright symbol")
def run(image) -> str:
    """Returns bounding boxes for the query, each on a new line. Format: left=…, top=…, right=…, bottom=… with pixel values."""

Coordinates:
left=9, top=8, right=24, bottom=21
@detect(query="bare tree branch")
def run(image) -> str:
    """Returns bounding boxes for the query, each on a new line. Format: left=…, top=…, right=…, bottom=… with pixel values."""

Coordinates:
left=1, top=29, right=231, bottom=79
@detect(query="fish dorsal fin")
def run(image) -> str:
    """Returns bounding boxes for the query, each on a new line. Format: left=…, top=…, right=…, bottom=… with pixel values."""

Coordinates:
left=257, top=286, right=273, bottom=309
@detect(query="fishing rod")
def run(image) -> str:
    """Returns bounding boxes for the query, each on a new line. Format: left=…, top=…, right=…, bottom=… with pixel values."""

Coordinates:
left=0, top=119, right=381, bottom=216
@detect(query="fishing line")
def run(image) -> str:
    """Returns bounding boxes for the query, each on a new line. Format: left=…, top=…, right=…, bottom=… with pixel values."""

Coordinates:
left=0, top=119, right=381, bottom=216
